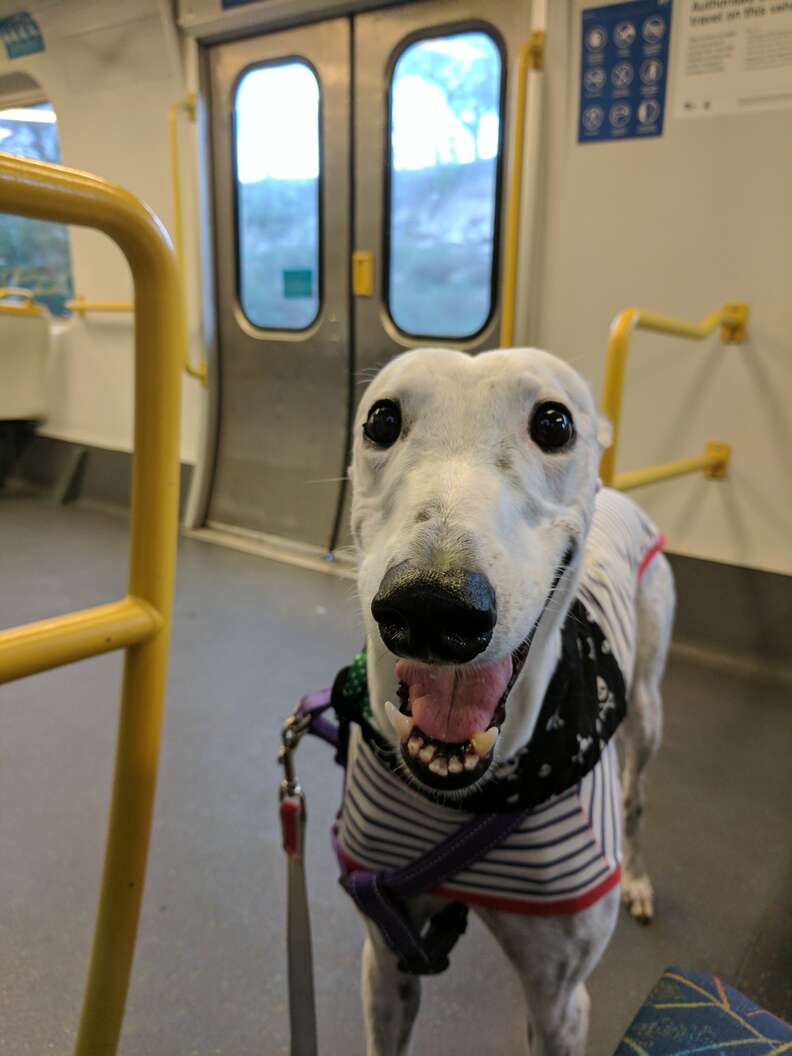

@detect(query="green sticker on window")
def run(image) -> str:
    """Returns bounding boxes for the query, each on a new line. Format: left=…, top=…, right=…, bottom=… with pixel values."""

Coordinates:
left=283, top=269, right=313, bottom=299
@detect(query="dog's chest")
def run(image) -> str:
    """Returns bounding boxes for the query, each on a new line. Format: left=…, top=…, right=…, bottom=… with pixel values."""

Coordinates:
left=336, top=728, right=623, bottom=915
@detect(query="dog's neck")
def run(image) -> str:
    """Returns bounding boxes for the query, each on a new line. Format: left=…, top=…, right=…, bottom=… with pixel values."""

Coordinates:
left=366, top=556, right=582, bottom=765
left=497, top=558, right=582, bottom=758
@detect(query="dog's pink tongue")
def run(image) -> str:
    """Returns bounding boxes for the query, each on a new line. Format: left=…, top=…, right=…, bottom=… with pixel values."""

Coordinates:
left=396, top=657, right=513, bottom=743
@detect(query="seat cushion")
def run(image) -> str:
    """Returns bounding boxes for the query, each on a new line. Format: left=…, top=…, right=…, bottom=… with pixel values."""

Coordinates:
left=614, top=966, right=792, bottom=1055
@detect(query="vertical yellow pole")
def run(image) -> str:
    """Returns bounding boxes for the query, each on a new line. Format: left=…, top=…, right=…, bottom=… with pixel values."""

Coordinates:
left=0, top=153, right=183, bottom=1056
left=169, top=94, right=207, bottom=383
left=599, top=308, right=637, bottom=486
left=500, top=41, right=532, bottom=348
left=74, top=253, right=182, bottom=1052
left=74, top=196, right=183, bottom=1056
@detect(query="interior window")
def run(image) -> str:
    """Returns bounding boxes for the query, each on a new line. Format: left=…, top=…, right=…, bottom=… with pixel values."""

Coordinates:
left=387, top=30, right=503, bottom=339
left=234, top=60, right=321, bottom=330
left=0, top=101, right=74, bottom=316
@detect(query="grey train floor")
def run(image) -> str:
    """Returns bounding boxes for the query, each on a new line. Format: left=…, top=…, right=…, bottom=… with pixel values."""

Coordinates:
left=1, top=497, right=790, bottom=1056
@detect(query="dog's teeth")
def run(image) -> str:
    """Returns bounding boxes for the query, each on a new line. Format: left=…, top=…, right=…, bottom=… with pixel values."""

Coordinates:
left=471, top=727, right=498, bottom=757
left=385, top=699, right=414, bottom=741
left=407, top=735, right=423, bottom=757
left=419, top=744, right=436, bottom=763
left=429, top=757, right=448, bottom=776
left=464, top=753, right=479, bottom=771
left=448, top=755, right=463, bottom=774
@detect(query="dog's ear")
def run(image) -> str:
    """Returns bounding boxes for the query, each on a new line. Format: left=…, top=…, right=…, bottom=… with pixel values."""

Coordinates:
left=596, top=415, right=613, bottom=451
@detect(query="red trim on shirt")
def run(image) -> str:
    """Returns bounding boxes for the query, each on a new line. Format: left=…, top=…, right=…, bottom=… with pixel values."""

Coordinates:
left=338, top=847, right=621, bottom=917
left=638, top=534, right=667, bottom=580
left=436, top=865, right=622, bottom=916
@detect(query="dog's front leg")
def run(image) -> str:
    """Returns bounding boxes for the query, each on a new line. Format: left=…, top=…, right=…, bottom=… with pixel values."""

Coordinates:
left=361, top=920, right=420, bottom=1056
left=359, top=895, right=444, bottom=1056
left=475, top=888, right=619, bottom=1056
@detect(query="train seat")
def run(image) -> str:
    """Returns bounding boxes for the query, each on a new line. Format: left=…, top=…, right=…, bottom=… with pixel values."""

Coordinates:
left=0, top=291, right=50, bottom=422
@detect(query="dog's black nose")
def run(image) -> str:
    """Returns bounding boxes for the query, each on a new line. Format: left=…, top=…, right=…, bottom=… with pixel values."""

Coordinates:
left=371, top=561, right=496, bottom=664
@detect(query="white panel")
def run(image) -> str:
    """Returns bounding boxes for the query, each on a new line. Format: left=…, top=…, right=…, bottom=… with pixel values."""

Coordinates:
left=61, top=14, right=171, bottom=92
left=0, top=312, right=50, bottom=420
left=535, top=1, right=792, bottom=575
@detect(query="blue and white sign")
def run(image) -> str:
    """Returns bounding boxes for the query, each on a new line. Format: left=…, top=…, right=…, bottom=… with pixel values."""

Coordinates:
left=0, top=12, right=44, bottom=59
left=579, top=0, right=672, bottom=144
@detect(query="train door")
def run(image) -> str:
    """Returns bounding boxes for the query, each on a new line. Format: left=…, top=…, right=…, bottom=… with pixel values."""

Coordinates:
left=206, top=1, right=530, bottom=558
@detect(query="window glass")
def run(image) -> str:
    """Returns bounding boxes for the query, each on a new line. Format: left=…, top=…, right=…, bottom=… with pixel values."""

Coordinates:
left=235, top=61, right=320, bottom=330
left=388, top=30, right=502, bottom=339
left=0, top=102, right=73, bottom=315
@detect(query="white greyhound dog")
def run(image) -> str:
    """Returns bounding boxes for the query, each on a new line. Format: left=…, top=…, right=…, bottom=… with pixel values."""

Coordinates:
left=341, top=347, right=674, bottom=1056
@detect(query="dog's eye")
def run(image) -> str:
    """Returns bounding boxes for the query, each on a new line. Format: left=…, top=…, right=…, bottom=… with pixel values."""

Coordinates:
left=530, top=402, right=575, bottom=452
left=363, top=399, right=402, bottom=448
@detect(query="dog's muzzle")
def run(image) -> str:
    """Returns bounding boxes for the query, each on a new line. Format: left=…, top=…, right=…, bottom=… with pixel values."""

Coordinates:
left=375, top=544, right=577, bottom=795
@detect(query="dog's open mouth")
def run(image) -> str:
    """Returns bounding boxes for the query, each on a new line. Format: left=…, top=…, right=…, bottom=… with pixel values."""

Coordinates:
left=385, top=635, right=533, bottom=792
left=383, top=544, right=575, bottom=793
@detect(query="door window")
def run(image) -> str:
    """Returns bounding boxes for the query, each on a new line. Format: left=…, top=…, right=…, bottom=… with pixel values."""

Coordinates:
left=234, top=60, right=321, bottom=330
left=387, top=30, right=503, bottom=339
left=0, top=102, right=73, bottom=316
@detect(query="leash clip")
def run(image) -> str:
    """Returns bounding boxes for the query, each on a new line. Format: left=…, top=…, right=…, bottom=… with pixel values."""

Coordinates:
left=278, top=711, right=311, bottom=800
left=278, top=712, right=311, bottom=858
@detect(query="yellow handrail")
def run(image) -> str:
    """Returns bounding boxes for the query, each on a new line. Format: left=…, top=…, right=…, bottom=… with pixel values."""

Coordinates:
left=0, top=597, right=162, bottom=682
left=169, top=93, right=208, bottom=383
left=66, top=295, right=134, bottom=314
left=500, top=31, right=544, bottom=348
left=0, top=152, right=183, bottom=1056
left=0, top=285, right=44, bottom=315
left=600, top=302, right=748, bottom=487
left=613, top=442, right=731, bottom=492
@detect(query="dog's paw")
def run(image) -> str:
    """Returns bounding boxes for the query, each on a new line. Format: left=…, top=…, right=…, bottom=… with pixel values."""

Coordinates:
left=622, top=871, right=655, bottom=925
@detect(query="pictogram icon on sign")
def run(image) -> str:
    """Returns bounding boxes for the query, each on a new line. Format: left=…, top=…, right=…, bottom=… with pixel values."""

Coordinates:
left=611, top=62, right=634, bottom=88
left=585, top=25, right=607, bottom=50
left=582, top=105, right=605, bottom=131
left=614, top=21, right=637, bottom=47
left=637, top=99, right=661, bottom=124
left=640, top=58, right=664, bottom=84
left=609, top=102, right=631, bottom=128
left=642, top=15, right=666, bottom=43
left=584, top=67, right=607, bottom=93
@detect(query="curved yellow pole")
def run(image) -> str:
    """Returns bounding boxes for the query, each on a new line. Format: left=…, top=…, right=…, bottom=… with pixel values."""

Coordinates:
left=600, top=302, right=748, bottom=486
left=0, top=151, right=183, bottom=1056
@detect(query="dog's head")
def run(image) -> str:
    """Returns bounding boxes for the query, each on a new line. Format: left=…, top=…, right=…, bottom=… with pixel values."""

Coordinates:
left=351, top=347, right=610, bottom=797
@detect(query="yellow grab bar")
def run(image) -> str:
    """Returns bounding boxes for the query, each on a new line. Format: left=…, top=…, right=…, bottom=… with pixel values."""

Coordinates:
left=66, top=295, right=134, bottom=314
left=0, top=152, right=183, bottom=1056
left=613, top=441, right=731, bottom=493
left=500, top=31, right=544, bottom=348
left=600, top=302, right=748, bottom=487
left=0, top=285, right=44, bottom=315
left=169, top=93, right=207, bottom=383
left=0, top=597, right=162, bottom=683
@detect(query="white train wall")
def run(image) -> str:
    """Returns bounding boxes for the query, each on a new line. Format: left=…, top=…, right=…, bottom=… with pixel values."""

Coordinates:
left=0, top=0, right=789, bottom=576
